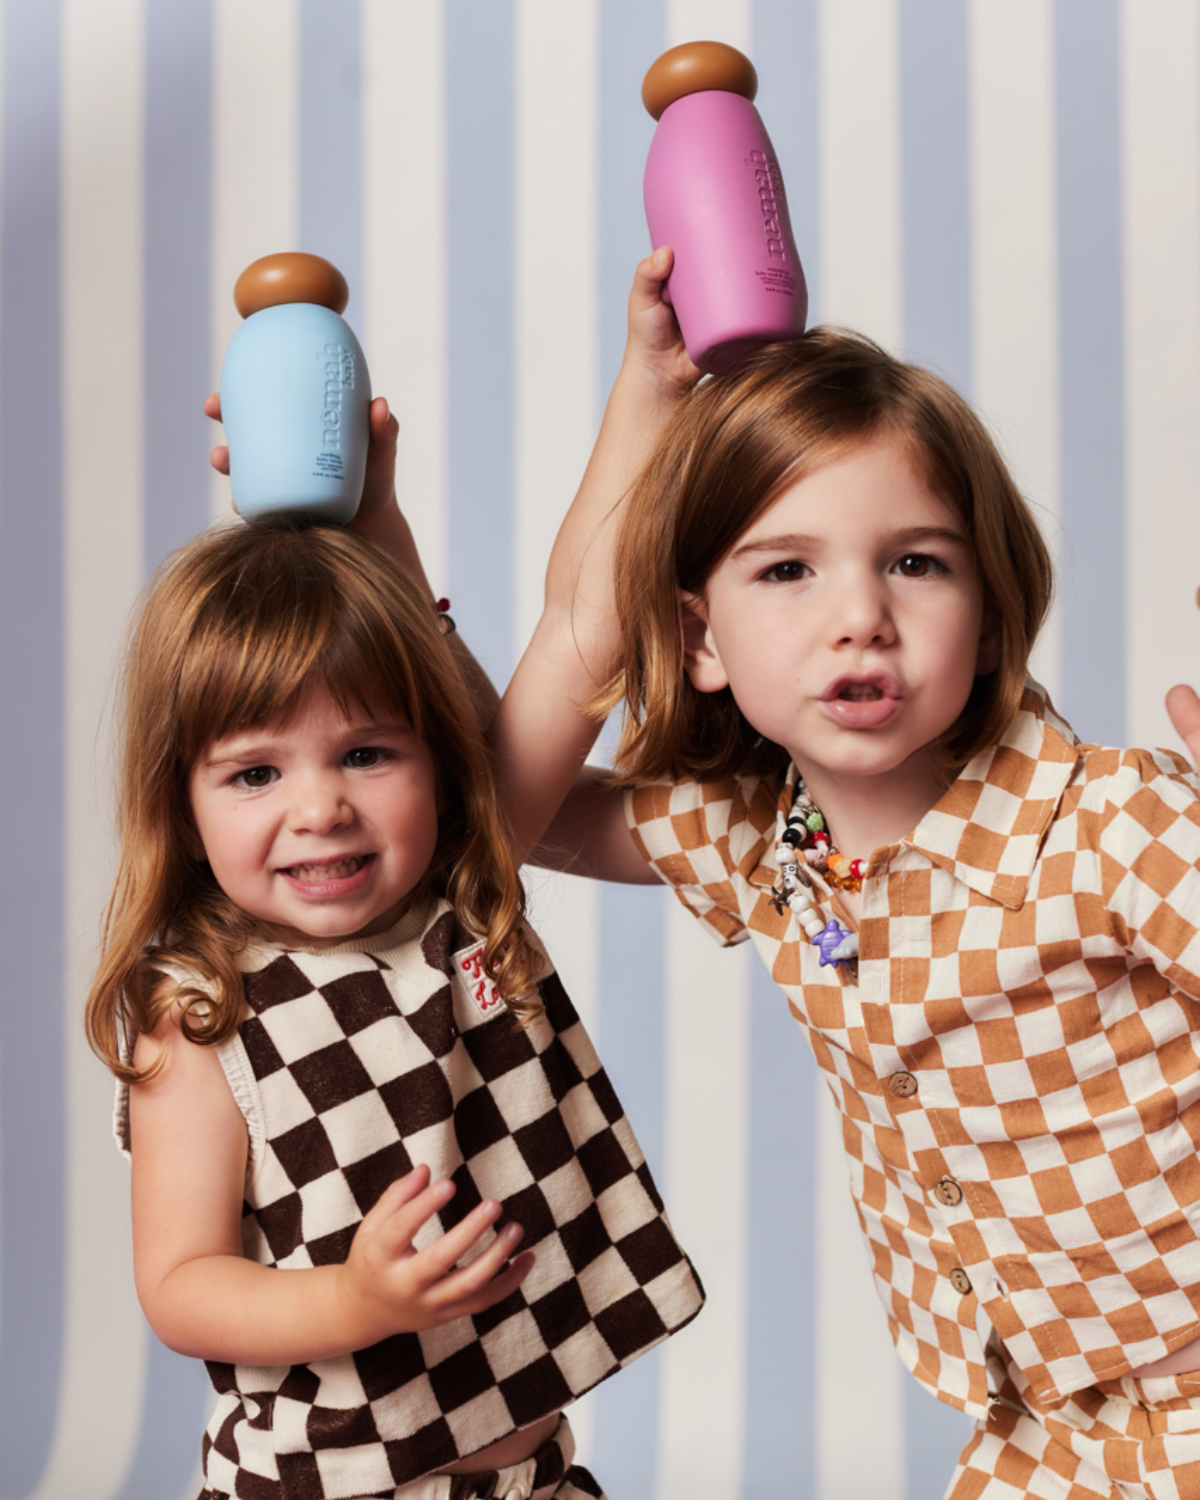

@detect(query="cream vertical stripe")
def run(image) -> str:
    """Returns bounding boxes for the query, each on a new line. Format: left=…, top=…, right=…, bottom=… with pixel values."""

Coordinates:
left=655, top=12, right=753, bottom=1481
left=654, top=903, right=750, bottom=1500
left=43, top=2, right=146, bottom=1496
left=362, top=0, right=448, bottom=594
left=813, top=3, right=907, bottom=1490
left=968, top=0, right=1061, bottom=703
left=1121, top=0, right=1200, bottom=753
left=513, top=0, right=598, bottom=654
left=816, top=1088, right=905, bottom=1500
left=665, top=0, right=751, bottom=52
left=817, top=0, right=902, bottom=346
left=209, top=0, right=299, bottom=523
left=512, top=6, right=601, bottom=1462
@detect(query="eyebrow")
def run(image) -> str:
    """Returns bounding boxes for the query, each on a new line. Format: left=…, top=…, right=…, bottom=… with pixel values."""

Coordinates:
left=730, top=525, right=968, bottom=558
left=202, top=719, right=413, bottom=768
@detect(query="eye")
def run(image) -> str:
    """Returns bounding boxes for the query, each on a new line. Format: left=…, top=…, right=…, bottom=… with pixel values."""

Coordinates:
left=344, top=746, right=388, bottom=769
left=892, top=553, right=946, bottom=579
left=761, top=559, right=810, bottom=583
left=233, top=765, right=278, bottom=790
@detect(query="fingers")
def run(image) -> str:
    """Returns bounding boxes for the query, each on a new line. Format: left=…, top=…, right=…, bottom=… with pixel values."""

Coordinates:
left=631, top=245, right=673, bottom=298
left=1166, top=684, right=1200, bottom=763
left=203, top=392, right=222, bottom=421
left=210, top=444, right=230, bottom=476
left=439, top=1249, right=535, bottom=1319
left=364, top=1164, right=450, bottom=1245
left=368, top=395, right=394, bottom=436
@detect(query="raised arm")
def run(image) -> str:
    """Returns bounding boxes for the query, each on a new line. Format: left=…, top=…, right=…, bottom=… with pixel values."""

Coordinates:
left=206, top=392, right=499, bottom=722
left=495, top=250, right=699, bottom=867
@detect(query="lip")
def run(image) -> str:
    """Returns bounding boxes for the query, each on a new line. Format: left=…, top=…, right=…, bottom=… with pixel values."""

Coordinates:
left=820, top=672, right=903, bottom=729
left=277, top=852, right=376, bottom=898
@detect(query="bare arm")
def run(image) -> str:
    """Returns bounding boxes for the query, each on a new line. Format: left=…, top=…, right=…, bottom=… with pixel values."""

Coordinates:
left=130, top=1002, right=530, bottom=1364
left=527, top=765, right=660, bottom=883
left=496, top=251, right=699, bottom=867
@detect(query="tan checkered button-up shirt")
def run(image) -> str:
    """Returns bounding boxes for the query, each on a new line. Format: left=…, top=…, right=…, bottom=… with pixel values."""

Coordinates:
left=626, top=683, right=1200, bottom=1419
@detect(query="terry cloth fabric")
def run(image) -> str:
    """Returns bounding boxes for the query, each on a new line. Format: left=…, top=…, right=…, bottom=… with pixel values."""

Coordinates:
left=626, top=680, right=1200, bottom=1422
left=196, top=1411, right=607, bottom=1500
left=115, top=899, right=703, bottom=1497
left=945, top=1336, right=1200, bottom=1500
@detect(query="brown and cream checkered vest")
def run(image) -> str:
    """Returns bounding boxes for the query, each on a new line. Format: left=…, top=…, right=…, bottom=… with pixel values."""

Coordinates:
left=119, top=899, right=703, bottom=1499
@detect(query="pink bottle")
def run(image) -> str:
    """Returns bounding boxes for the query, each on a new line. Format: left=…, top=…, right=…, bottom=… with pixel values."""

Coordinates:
left=643, top=41, right=807, bottom=374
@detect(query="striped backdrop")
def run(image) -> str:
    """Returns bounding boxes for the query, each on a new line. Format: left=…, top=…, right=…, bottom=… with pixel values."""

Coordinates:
left=3, top=2, right=1199, bottom=1496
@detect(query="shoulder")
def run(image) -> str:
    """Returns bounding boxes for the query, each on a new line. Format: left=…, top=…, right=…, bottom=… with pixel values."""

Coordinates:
left=1071, top=740, right=1199, bottom=811
left=1060, top=741, right=1200, bottom=861
left=625, top=771, right=783, bottom=863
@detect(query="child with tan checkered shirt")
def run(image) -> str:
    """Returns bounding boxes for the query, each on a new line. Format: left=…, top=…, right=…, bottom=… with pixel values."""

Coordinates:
left=508, top=279, right=1200, bottom=1496
left=86, top=263, right=708, bottom=1500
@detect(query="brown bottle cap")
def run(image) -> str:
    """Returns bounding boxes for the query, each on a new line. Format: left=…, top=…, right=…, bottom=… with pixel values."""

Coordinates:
left=642, top=41, right=758, bottom=121
left=233, top=252, right=350, bottom=318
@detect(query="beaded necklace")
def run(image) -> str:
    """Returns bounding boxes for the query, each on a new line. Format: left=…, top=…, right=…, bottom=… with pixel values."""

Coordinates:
left=772, top=779, right=862, bottom=969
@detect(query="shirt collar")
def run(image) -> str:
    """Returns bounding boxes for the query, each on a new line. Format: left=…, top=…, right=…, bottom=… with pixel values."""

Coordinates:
left=904, top=680, right=1079, bottom=907
left=776, top=681, right=1081, bottom=910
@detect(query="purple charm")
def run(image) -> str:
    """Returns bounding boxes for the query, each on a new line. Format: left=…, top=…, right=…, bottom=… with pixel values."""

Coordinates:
left=814, top=918, right=853, bottom=967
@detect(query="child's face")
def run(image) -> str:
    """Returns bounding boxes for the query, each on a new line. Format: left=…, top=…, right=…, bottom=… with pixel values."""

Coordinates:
left=683, top=432, right=999, bottom=792
left=188, top=685, right=440, bottom=945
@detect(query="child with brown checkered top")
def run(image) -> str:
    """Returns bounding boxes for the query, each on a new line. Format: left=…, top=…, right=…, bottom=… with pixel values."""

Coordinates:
left=512, top=306, right=1200, bottom=1496
left=85, top=254, right=705, bottom=1500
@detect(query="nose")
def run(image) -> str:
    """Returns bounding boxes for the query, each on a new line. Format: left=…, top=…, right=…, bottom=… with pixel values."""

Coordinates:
left=286, top=769, right=353, bottom=835
left=831, top=568, right=896, bottom=649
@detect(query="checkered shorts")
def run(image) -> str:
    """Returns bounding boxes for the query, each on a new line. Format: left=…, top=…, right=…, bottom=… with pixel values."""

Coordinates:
left=197, top=1413, right=605, bottom=1500
left=946, top=1342, right=1200, bottom=1499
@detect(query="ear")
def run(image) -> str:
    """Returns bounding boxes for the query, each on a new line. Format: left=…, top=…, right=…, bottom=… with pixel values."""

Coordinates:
left=975, top=605, right=1002, bottom=676
left=680, top=590, right=731, bottom=694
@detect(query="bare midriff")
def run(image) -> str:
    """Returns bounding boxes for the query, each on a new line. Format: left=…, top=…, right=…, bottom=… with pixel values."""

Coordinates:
left=436, top=1412, right=560, bottom=1476
left=1128, top=1333, right=1200, bottom=1378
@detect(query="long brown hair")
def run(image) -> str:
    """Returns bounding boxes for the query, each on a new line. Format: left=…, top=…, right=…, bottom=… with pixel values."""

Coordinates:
left=87, top=519, right=539, bottom=1082
left=600, top=329, right=1053, bottom=784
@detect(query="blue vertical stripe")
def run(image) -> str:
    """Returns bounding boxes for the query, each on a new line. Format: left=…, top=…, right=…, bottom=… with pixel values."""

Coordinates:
left=446, top=3, right=515, bottom=689
left=590, top=882, right=668, bottom=1499
left=899, top=0, right=971, bottom=393
left=0, top=1, right=64, bottom=1490
left=1054, top=0, right=1124, bottom=746
left=299, top=0, right=363, bottom=332
left=743, top=964, right=819, bottom=1498
left=597, top=0, right=659, bottom=399
left=142, top=0, right=215, bottom=576
left=116, top=2, right=216, bottom=1493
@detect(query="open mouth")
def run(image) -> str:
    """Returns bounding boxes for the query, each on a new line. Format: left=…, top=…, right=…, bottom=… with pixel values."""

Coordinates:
left=837, top=682, right=885, bottom=702
left=283, top=855, right=369, bottom=883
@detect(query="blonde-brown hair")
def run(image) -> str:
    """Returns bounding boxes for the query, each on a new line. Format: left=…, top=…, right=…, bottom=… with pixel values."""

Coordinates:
left=601, top=329, right=1053, bottom=784
left=87, top=520, right=539, bottom=1082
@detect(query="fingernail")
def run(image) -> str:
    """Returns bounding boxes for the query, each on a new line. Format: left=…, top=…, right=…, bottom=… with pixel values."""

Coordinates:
left=503, top=1223, right=523, bottom=1244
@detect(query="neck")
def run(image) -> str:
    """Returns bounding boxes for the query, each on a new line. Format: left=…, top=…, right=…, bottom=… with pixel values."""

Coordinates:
left=794, top=752, right=948, bottom=860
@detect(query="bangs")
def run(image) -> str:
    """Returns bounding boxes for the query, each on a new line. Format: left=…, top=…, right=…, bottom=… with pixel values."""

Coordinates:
left=164, top=523, right=426, bottom=766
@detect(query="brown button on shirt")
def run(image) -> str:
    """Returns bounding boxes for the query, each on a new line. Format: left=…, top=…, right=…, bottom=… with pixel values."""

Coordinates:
left=626, top=682, right=1200, bottom=1419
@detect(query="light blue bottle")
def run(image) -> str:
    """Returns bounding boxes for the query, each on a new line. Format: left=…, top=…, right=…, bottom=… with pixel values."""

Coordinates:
left=220, top=253, right=371, bottom=524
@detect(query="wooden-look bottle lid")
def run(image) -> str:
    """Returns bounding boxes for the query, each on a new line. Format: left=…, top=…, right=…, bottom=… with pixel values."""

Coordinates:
left=641, top=41, right=758, bottom=121
left=234, top=252, right=350, bottom=318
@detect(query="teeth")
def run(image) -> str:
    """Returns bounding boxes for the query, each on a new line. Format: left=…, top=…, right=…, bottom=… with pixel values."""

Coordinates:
left=841, top=684, right=883, bottom=701
left=288, top=857, right=365, bottom=882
